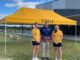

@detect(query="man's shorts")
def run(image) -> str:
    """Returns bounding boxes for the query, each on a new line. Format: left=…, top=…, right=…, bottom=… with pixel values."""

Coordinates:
left=32, top=41, right=40, bottom=46
left=53, top=42, right=62, bottom=47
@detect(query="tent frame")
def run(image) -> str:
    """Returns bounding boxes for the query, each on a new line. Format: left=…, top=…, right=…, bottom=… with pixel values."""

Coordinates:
left=2, top=7, right=77, bottom=57
left=4, top=22, right=7, bottom=56
left=4, top=23, right=78, bottom=58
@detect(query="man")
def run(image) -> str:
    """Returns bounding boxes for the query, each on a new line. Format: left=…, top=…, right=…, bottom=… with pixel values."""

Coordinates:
left=40, top=21, right=52, bottom=60
left=32, top=23, right=41, bottom=60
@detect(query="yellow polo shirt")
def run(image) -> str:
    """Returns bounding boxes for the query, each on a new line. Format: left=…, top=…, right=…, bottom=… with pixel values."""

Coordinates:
left=52, top=30, right=63, bottom=43
left=32, top=28, right=41, bottom=42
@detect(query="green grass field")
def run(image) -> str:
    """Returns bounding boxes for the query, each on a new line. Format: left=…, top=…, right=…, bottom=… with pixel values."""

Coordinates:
left=0, top=34, right=80, bottom=60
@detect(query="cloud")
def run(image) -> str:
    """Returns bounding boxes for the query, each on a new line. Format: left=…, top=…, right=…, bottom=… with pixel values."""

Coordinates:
left=17, top=2, right=39, bottom=8
left=14, top=0, right=24, bottom=2
left=5, top=3, right=16, bottom=7
left=4, top=0, right=40, bottom=8
left=6, top=0, right=24, bottom=2
left=0, top=14, right=7, bottom=19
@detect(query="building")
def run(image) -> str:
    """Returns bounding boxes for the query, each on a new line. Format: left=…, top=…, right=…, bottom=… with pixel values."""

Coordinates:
left=36, top=0, right=80, bottom=18
left=36, top=0, right=80, bottom=35
left=36, top=0, right=80, bottom=9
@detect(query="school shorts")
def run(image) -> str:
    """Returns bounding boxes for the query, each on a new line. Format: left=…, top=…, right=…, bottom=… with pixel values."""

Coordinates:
left=53, top=42, right=62, bottom=47
left=32, top=41, right=40, bottom=46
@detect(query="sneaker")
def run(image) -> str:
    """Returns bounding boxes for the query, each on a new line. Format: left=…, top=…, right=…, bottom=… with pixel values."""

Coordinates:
left=32, top=57, right=36, bottom=60
left=36, top=57, right=40, bottom=60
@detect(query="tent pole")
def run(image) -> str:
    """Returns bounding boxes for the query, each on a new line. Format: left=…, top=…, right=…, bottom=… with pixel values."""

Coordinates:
left=15, top=25, right=16, bottom=33
left=4, top=22, right=7, bottom=56
left=74, top=25, right=78, bottom=59
left=22, top=24, right=23, bottom=34
left=75, top=25, right=77, bottom=48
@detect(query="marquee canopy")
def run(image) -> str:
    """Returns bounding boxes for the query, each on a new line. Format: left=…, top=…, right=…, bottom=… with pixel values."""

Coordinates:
left=0, top=7, right=76, bottom=25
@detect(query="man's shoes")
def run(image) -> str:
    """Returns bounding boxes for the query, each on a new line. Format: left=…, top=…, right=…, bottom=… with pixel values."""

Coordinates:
left=42, top=57, right=49, bottom=60
left=42, top=57, right=46, bottom=60
left=46, top=57, right=49, bottom=60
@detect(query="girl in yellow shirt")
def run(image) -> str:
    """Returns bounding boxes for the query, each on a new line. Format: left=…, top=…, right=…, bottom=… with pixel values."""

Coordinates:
left=52, top=25, right=63, bottom=60
left=32, top=23, right=41, bottom=60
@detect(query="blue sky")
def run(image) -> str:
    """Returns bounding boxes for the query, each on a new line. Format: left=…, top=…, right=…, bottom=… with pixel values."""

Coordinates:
left=0, top=0, right=53, bottom=19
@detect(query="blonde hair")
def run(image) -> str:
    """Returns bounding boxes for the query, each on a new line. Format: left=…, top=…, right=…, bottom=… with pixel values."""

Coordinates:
left=54, top=25, right=59, bottom=33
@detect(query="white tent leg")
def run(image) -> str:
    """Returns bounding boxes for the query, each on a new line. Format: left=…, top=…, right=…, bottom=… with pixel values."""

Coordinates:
left=71, top=25, right=78, bottom=60
left=4, top=23, right=7, bottom=56
left=75, top=25, right=77, bottom=48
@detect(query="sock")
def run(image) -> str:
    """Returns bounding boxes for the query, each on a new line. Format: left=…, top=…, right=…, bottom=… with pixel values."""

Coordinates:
left=59, top=58, right=62, bottom=60
left=55, top=58, right=57, bottom=60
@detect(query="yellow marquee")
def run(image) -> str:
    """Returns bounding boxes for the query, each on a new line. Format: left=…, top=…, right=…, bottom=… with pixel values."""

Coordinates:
left=0, top=7, right=76, bottom=25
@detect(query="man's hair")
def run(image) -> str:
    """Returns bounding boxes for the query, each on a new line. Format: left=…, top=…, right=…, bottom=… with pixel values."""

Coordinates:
left=45, top=20, right=48, bottom=24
